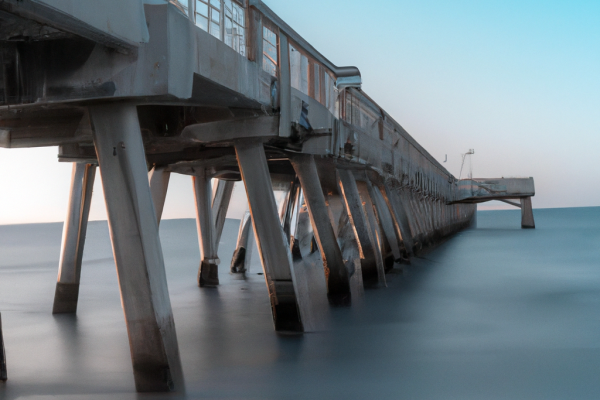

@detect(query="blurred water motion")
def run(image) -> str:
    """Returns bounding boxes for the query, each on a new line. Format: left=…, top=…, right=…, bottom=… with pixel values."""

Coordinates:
left=0, top=208, right=599, bottom=399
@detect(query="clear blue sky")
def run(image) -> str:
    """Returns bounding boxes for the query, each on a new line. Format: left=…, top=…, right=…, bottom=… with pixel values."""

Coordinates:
left=0, top=0, right=598, bottom=224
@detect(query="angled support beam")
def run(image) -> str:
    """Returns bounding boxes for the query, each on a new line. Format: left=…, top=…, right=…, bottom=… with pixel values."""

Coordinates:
left=231, top=212, right=252, bottom=273
left=148, top=166, right=171, bottom=225
left=337, top=168, right=384, bottom=285
left=235, top=139, right=304, bottom=332
left=380, top=181, right=414, bottom=257
left=193, top=171, right=219, bottom=287
left=90, top=104, right=183, bottom=392
left=212, top=179, right=235, bottom=250
left=52, top=163, right=96, bottom=314
left=521, top=197, right=535, bottom=229
left=366, top=179, right=402, bottom=262
left=356, top=181, right=387, bottom=286
left=290, top=154, right=351, bottom=305
left=0, top=313, right=6, bottom=382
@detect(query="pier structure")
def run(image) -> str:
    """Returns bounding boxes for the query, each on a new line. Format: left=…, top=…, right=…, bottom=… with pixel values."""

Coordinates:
left=0, top=0, right=533, bottom=392
left=454, top=178, right=536, bottom=228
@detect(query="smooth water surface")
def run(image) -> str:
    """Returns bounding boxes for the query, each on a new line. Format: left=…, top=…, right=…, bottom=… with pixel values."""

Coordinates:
left=0, top=208, right=599, bottom=399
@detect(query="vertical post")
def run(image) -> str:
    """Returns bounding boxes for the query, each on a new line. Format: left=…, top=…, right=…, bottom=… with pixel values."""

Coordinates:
left=52, top=163, right=96, bottom=314
left=0, top=313, right=6, bottom=382
left=235, top=139, right=304, bottom=332
left=212, top=179, right=235, bottom=250
left=231, top=212, right=252, bottom=273
left=337, top=169, right=384, bottom=285
left=193, top=171, right=219, bottom=287
left=148, top=165, right=170, bottom=225
left=89, top=104, right=183, bottom=392
left=290, top=154, right=351, bottom=305
left=380, top=181, right=414, bottom=257
left=521, top=197, right=535, bottom=228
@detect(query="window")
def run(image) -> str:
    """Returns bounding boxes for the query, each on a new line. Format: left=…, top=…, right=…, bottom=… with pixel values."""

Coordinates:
left=195, top=0, right=221, bottom=39
left=290, top=45, right=309, bottom=95
left=224, top=0, right=246, bottom=56
left=262, top=26, right=277, bottom=76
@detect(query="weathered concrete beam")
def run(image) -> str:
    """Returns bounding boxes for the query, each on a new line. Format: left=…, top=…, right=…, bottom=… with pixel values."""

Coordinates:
left=181, top=116, right=279, bottom=143
left=90, top=104, right=183, bottom=392
left=148, top=166, right=171, bottom=226
left=193, top=171, right=220, bottom=287
left=290, top=154, right=351, bottom=305
left=235, top=139, right=305, bottom=332
left=52, top=163, right=96, bottom=314
left=521, top=197, right=535, bottom=229
left=0, top=108, right=91, bottom=148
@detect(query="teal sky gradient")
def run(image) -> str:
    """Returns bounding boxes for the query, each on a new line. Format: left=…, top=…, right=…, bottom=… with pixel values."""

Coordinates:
left=0, top=0, right=598, bottom=224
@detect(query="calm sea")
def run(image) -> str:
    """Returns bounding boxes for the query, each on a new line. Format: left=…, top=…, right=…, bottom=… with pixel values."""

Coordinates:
left=0, top=207, right=599, bottom=399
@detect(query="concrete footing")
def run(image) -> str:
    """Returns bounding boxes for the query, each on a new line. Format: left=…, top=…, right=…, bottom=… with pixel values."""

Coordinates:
left=231, top=212, right=252, bottom=273
left=90, top=104, right=183, bottom=392
left=52, top=163, right=96, bottom=314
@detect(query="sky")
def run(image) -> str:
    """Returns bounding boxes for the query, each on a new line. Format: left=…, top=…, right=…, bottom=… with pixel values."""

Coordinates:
left=0, top=0, right=598, bottom=224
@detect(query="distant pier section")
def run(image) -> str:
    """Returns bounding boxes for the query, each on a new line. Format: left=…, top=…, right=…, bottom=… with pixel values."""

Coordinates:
left=453, top=178, right=536, bottom=228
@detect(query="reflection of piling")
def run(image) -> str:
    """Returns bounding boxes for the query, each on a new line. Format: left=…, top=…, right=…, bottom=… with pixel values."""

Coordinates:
left=1, top=313, right=7, bottom=381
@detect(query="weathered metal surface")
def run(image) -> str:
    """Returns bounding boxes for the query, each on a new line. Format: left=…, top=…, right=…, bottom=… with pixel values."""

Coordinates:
left=52, top=162, right=95, bottom=314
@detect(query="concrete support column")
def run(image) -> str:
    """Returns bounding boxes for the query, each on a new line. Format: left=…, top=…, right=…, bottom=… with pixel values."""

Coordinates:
left=290, top=154, right=351, bottom=305
left=356, top=181, right=387, bottom=286
left=366, top=179, right=403, bottom=262
left=231, top=212, right=252, bottom=273
left=90, top=104, right=183, bottom=392
left=212, top=179, right=235, bottom=250
left=235, top=139, right=304, bottom=332
left=521, top=197, right=535, bottom=229
left=148, top=166, right=170, bottom=225
left=52, top=163, right=96, bottom=314
left=1, top=312, right=6, bottom=382
left=193, top=171, right=219, bottom=287
left=380, top=182, right=414, bottom=257
left=337, top=169, right=384, bottom=285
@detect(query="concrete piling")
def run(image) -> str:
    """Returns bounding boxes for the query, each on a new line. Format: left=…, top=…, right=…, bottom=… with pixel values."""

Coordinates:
left=90, top=104, right=184, bottom=392
left=52, top=163, right=96, bottom=314
left=235, top=139, right=305, bottom=332
left=193, top=171, right=220, bottom=287
left=291, top=155, right=351, bottom=305
left=148, top=166, right=171, bottom=226
left=521, top=197, right=535, bottom=229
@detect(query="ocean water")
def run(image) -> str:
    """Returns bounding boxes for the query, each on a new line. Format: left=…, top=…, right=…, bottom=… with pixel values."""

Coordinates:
left=0, top=207, right=599, bottom=399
